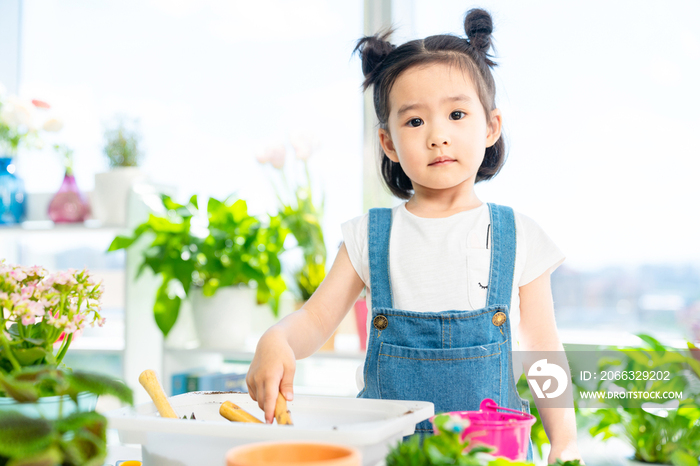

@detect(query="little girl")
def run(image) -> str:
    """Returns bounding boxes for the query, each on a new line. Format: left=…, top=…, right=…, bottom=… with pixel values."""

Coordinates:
left=247, top=8, right=582, bottom=463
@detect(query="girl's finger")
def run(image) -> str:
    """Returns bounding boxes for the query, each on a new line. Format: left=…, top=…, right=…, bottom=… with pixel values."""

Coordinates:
left=263, top=382, right=279, bottom=424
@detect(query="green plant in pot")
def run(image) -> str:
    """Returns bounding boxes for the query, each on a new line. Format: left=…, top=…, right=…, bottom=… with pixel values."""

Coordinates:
left=582, top=334, right=700, bottom=465
left=257, top=137, right=327, bottom=302
left=108, top=194, right=289, bottom=347
left=93, top=115, right=145, bottom=226
left=0, top=261, right=134, bottom=465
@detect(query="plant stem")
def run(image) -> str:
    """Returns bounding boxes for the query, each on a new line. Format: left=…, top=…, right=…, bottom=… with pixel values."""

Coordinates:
left=0, top=331, right=21, bottom=372
left=55, top=333, right=72, bottom=365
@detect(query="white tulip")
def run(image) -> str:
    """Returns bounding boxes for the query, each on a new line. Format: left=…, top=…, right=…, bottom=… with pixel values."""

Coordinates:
left=43, top=117, right=64, bottom=132
left=290, top=131, right=319, bottom=161
left=255, top=149, right=270, bottom=165
left=266, top=143, right=286, bottom=169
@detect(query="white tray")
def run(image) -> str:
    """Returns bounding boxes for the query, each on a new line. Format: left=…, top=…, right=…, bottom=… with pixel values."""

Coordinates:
left=107, top=391, right=433, bottom=466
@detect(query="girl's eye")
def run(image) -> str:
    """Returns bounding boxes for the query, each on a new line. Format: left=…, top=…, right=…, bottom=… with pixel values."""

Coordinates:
left=407, top=118, right=423, bottom=127
left=450, top=111, right=466, bottom=120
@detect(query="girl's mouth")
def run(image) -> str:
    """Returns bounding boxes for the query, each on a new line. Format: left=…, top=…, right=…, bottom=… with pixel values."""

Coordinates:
left=429, top=158, right=456, bottom=166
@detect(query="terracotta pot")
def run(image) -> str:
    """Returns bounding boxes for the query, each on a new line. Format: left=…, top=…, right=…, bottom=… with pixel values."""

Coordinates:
left=226, top=441, right=361, bottom=466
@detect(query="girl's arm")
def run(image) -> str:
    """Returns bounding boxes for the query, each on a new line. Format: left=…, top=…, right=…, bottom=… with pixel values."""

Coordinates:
left=246, top=243, right=365, bottom=423
left=519, top=270, right=584, bottom=464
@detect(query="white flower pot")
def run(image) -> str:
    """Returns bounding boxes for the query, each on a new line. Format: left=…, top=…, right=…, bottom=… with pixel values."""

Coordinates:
left=190, top=286, right=256, bottom=351
left=92, top=167, right=145, bottom=226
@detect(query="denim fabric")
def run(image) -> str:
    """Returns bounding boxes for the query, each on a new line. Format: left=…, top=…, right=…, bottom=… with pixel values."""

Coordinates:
left=359, top=204, right=532, bottom=460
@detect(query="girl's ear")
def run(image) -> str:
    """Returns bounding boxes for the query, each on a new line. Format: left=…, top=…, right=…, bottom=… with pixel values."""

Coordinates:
left=378, top=128, right=400, bottom=163
left=485, top=108, right=503, bottom=148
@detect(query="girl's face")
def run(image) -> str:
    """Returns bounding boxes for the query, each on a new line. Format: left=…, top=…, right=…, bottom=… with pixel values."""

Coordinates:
left=379, top=62, right=501, bottom=197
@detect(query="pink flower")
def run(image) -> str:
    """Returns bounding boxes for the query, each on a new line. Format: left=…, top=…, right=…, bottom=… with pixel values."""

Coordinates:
left=21, top=314, right=36, bottom=325
left=31, top=99, right=51, bottom=109
left=27, top=300, right=45, bottom=317
left=9, top=270, right=27, bottom=281
left=0, top=292, right=8, bottom=301
left=98, top=317, right=106, bottom=327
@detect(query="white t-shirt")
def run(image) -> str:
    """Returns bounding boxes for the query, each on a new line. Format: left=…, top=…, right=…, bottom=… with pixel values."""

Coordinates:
left=341, top=202, right=565, bottom=387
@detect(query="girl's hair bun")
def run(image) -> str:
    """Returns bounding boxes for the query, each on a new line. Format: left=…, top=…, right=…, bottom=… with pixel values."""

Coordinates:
left=464, top=8, right=495, bottom=65
left=354, top=30, right=396, bottom=88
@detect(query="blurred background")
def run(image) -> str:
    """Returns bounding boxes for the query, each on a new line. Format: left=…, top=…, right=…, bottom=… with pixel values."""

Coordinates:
left=1, top=0, right=699, bottom=396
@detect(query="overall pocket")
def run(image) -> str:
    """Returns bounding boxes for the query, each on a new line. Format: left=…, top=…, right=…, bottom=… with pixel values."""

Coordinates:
left=377, top=340, right=503, bottom=432
left=466, top=248, right=491, bottom=310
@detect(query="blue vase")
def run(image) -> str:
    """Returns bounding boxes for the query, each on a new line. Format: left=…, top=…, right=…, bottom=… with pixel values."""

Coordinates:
left=0, top=156, right=26, bottom=224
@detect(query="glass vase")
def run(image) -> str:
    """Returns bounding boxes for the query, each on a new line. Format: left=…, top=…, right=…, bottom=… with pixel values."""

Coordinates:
left=47, top=171, right=90, bottom=223
left=0, top=156, right=26, bottom=225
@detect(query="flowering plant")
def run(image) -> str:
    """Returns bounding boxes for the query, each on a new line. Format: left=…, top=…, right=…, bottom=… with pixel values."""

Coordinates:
left=0, top=82, right=63, bottom=156
left=0, top=261, right=105, bottom=375
left=257, top=134, right=326, bottom=300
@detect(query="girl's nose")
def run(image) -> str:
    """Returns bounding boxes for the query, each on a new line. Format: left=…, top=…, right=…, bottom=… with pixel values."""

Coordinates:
left=428, top=132, right=450, bottom=148
left=427, top=123, right=450, bottom=148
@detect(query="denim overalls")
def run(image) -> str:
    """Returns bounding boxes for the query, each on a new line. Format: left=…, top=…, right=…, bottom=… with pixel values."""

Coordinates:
left=358, top=203, right=531, bottom=454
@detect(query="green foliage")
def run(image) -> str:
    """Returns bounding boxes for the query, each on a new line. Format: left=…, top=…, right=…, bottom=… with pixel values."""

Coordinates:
left=0, top=367, right=131, bottom=466
left=386, top=414, right=493, bottom=466
left=102, top=116, right=142, bottom=168
left=0, top=410, right=107, bottom=466
left=108, top=194, right=289, bottom=336
left=385, top=413, right=585, bottom=466
left=0, top=366, right=133, bottom=404
left=278, top=186, right=326, bottom=301
left=582, top=334, right=700, bottom=465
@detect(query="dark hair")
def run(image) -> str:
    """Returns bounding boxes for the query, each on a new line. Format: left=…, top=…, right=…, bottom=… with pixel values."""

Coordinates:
left=354, top=8, right=506, bottom=200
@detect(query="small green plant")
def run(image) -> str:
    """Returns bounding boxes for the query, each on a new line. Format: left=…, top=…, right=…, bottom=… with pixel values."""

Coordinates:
left=103, top=116, right=142, bottom=168
left=108, top=194, right=289, bottom=336
left=583, top=334, right=700, bottom=465
left=385, top=413, right=584, bottom=466
left=386, top=413, right=495, bottom=466
left=0, top=366, right=133, bottom=466
left=257, top=138, right=326, bottom=301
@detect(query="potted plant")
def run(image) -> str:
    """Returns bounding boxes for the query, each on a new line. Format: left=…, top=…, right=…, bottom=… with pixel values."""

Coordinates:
left=108, top=194, right=289, bottom=350
left=257, top=136, right=331, bottom=343
left=92, top=116, right=146, bottom=226
left=0, top=84, right=63, bottom=224
left=0, top=261, right=134, bottom=465
left=582, top=334, right=700, bottom=465
left=257, top=136, right=326, bottom=301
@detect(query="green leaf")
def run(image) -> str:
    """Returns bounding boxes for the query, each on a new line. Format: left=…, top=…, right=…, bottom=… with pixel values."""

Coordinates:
left=107, top=235, right=137, bottom=252
left=6, top=446, right=63, bottom=466
left=13, top=348, right=49, bottom=367
left=636, top=334, right=666, bottom=352
left=0, top=373, right=40, bottom=402
left=0, top=412, right=54, bottom=457
left=65, top=372, right=133, bottom=405
left=154, top=280, right=181, bottom=337
left=56, top=413, right=107, bottom=466
left=188, top=194, right=198, bottom=210
left=671, top=450, right=699, bottom=466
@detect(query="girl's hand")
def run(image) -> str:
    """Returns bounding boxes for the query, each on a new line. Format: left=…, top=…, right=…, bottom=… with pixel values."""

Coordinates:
left=246, top=328, right=296, bottom=423
left=548, top=443, right=585, bottom=465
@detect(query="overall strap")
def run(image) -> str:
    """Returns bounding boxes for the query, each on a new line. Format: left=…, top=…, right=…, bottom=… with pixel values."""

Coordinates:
left=486, top=203, right=517, bottom=309
left=368, top=208, right=394, bottom=309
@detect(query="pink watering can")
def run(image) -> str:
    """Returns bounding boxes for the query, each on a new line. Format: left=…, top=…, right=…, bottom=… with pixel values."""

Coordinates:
left=430, top=398, right=536, bottom=461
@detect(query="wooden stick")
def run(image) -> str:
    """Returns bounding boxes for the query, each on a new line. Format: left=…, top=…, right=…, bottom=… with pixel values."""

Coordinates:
left=274, top=392, right=293, bottom=426
left=138, top=369, right=179, bottom=419
left=219, top=400, right=263, bottom=423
